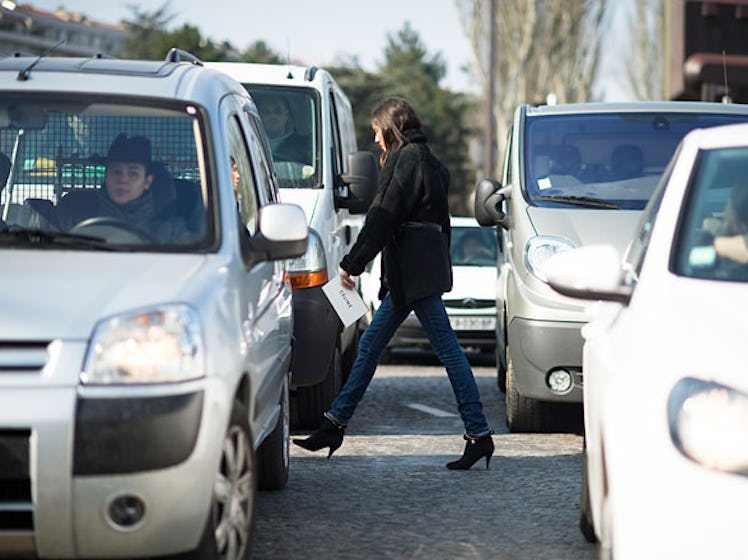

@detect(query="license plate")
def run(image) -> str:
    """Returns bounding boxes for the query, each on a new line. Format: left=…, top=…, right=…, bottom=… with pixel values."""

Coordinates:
left=448, top=316, right=496, bottom=331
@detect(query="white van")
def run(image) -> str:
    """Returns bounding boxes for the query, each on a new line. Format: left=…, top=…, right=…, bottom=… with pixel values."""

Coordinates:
left=207, top=63, right=377, bottom=427
left=0, top=51, right=308, bottom=558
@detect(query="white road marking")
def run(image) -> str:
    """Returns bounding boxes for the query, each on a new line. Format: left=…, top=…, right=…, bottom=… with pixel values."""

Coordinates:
left=405, top=403, right=458, bottom=418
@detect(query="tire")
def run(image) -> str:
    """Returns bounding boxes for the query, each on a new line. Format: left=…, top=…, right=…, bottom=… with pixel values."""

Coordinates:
left=579, top=444, right=597, bottom=543
left=257, top=373, right=290, bottom=491
left=497, top=345, right=507, bottom=393
left=294, top=345, right=342, bottom=429
left=497, top=306, right=507, bottom=393
left=193, top=400, right=256, bottom=560
left=505, top=346, right=544, bottom=432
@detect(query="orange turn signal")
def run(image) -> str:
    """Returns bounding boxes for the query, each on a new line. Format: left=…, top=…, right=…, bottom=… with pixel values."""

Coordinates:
left=289, top=270, right=328, bottom=290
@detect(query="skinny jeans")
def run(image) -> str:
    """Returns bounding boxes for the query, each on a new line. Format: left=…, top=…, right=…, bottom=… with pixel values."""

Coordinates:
left=327, top=293, right=492, bottom=438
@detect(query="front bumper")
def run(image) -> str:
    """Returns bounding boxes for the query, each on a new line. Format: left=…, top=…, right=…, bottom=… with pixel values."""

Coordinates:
left=0, top=342, right=229, bottom=559
left=507, top=317, right=584, bottom=402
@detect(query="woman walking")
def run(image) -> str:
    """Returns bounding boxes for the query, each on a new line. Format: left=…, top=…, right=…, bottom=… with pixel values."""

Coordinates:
left=293, top=97, right=494, bottom=470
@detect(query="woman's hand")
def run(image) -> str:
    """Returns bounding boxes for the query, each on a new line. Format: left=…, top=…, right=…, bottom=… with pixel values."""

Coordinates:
left=714, top=235, right=748, bottom=264
left=339, top=268, right=357, bottom=290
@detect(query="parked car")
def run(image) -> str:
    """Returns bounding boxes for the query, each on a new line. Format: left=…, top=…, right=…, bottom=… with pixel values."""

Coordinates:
left=205, top=62, right=378, bottom=428
left=358, top=216, right=498, bottom=360
left=475, top=101, right=748, bottom=432
left=546, top=121, right=748, bottom=559
left=0, top=50, right=308, bottom=559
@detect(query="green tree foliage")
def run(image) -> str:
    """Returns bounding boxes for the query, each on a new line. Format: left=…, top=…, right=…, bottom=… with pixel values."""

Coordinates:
left=378, top=23, right=478, bottom=216
left=120, top=7, right=476, bottom=214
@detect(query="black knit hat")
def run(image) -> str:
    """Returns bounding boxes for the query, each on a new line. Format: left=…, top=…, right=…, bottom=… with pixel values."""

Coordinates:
left=103, top=134, right=152, bottom=169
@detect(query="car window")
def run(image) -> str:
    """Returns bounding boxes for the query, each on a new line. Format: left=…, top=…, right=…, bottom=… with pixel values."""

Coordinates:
left=228, top=116, right=259, bottom=235
left=523, top=111, right=748, bottom=210
left=672, top=146, right=748, bottom=282
left=450, top=226, right=498, bottom=266
left=0, top=96, right=209, bottom=250
left=244, top=85, right=320, bottom=189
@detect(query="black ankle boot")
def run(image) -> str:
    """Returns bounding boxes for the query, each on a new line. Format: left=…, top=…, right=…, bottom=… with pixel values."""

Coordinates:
left=292, top=416, right=345, bottom=459
left=446, top=432, right=495, bottom=470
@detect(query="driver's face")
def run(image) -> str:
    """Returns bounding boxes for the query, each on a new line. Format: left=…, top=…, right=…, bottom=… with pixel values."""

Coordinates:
left=105, top=162, right=153, bottom=205
left=257, top=98, right=290, bottom=138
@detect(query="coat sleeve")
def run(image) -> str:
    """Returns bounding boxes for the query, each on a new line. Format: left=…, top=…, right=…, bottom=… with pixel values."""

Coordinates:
left=340, top=148, right=419, bottom=276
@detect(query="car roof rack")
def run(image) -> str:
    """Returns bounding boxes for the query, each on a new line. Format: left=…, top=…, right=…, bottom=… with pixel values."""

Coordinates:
left=165, top=48, right=203, bottom=66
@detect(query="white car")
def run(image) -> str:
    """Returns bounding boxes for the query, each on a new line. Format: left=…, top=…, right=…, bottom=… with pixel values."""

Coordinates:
left=359, top=216, right=497, bottom=359
left=545, top=121, right=748, bottom=559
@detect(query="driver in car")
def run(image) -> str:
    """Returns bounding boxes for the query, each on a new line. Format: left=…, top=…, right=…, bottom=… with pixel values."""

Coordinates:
left=56, top=134, right=190, bottom=243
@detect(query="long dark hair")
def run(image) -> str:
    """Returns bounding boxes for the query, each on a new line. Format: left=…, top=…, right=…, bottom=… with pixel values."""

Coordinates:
left=370, top=97, right=421, bottom=166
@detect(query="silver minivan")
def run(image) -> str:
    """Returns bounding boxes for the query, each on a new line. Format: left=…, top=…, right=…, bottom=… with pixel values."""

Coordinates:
left=476, top=101, right=748, bottom=432
left=0, top=51, right=308, bottom=559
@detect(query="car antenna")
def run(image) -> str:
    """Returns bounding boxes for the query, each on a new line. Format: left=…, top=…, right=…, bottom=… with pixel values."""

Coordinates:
left=721, top=50, right=732, bottom=104
left=285, top=38, right=294, bottom=79
left=17, top=39, right=65, bottom=82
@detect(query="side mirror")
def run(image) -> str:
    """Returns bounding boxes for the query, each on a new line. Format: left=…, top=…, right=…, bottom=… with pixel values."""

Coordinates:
left=544, top=244, right=632, bottom=305
left=339, top=151, right=378, bottom=214
left=249, top=203, right=308, bottom=261
left=474, top=178, right=510, bottom=228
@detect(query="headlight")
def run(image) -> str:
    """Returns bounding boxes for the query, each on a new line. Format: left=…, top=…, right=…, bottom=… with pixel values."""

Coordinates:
left=668, top=378, right=748, bottom=473
left=524, top=235, right=575, bottom=281
left=288, top=228, right=328, bottom=289
left=82, top=304, right=204, bottom=384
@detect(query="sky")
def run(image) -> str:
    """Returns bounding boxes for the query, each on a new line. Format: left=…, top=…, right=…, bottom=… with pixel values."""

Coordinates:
left=25, top=0, right=480, bottom=94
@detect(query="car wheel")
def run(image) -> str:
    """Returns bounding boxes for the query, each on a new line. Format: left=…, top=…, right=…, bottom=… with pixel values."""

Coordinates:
left=497, top=307, right=507, bottom=393
left=505, top=346, right=544, bottom=432
left=579, top=443, right=597, bottom=543
left=497, top=346, right=507, bottom=393
left=194, top=400, right=256, bottom=560
left=294, top=345, right=342, bottom=429
left=257, top=373, right=290, bottom=490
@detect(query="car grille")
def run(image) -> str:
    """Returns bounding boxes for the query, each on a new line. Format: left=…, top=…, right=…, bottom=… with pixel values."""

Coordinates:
left=0, top=342, right=50, bottom=374
left=0, top=430, right=33, bottom=530
left=443, top=298, right=495, bottom=310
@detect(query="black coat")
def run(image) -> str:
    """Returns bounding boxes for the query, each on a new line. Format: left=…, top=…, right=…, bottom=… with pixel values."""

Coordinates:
left=341, top=129, right=452, bottom=308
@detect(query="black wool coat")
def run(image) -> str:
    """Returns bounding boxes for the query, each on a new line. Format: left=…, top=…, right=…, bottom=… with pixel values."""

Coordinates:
left=340, top=128, right=452, bottom=308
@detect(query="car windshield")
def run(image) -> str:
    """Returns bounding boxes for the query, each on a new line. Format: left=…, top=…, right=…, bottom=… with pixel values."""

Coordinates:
left=524, top=111, right=748, bottom=211
left=244, top=85, right=320, bottom=189
left=673, top=146, right=748, bottom=282
left=450, top=226, right=498, bottom=266
left=0, top=96, right=209, bottom=251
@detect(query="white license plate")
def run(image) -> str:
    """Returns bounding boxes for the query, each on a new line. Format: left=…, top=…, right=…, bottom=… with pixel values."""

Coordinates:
left=448, top=316, right=496, bottom=331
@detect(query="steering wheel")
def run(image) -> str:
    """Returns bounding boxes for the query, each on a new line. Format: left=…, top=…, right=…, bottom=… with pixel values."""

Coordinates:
left=69, top=216, right=156, bottom=243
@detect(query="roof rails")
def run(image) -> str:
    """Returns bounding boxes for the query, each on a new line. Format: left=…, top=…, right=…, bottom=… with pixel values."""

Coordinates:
left=165, top=48, right=203, bottom=66
left=304, top=66, right=318, bottom=81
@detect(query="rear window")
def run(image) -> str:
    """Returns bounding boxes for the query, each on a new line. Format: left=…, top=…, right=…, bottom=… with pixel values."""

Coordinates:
left=0, top=95, right=210, bottom=251
left=524, top=111, right=748, bottom=211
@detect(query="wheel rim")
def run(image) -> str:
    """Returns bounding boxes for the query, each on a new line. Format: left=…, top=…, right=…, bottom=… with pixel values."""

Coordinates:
left=213, top=425, right=253, bottom=560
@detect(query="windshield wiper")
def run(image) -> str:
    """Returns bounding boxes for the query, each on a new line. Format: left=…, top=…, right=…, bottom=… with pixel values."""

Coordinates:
left=534, top=195, right=622, bottom=209
left=0, top=226, right=120, bottom=250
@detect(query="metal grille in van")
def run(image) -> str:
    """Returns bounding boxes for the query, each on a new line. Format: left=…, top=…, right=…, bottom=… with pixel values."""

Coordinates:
left=0, top=430, right=33, bottom=530
left=0, top=342, right=49, bottom=373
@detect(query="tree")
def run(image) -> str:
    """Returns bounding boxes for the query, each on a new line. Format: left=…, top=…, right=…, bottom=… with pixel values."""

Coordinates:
left=376, top=23, right=478, bottom=216
left=121, top=2, right=255, bottom=62
left=457, top=0, right=611, bottom=175
left=625, top=0, right=665, bottom=100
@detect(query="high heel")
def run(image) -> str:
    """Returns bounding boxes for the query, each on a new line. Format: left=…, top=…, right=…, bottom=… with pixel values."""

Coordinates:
left=446, top=432, right=495, bottom=470
left=292, top=416, right=345, bottom=459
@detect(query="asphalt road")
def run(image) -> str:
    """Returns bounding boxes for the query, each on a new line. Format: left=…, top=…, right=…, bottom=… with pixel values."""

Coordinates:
left=252, top=352, right=595, bottom=560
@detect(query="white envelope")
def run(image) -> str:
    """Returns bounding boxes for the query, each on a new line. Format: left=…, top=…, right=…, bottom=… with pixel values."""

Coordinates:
left=322, top=276, right=368, bottom=328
